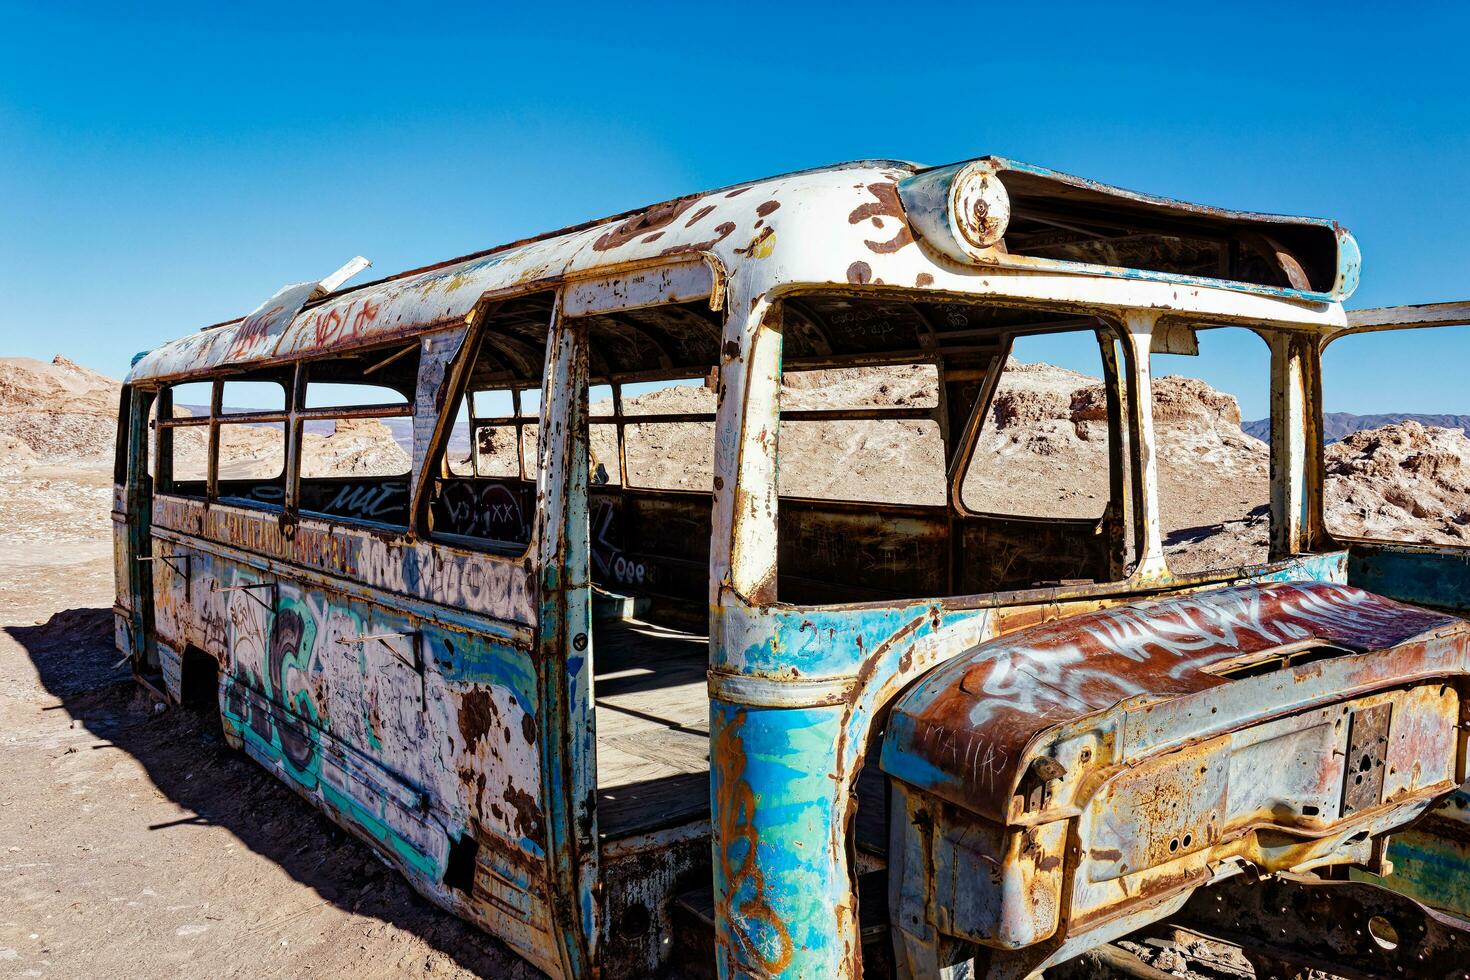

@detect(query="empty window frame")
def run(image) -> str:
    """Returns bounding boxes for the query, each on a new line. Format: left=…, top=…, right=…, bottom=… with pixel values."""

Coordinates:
left=447, top=388, right=539, bottom=481
left=296, top=343, right=419, bottom=528
left=1150, top=324, right=1271, bottom=574
left=589, top=384, right=620, bottom=487
left=771, top=294, right=1133, bottom=601
left=214, top=374, right=291, bottom=508
left=619, top=376, right=716, bottom=492
left=780, top=362, right=945, bottom=505
left=217, top=420, right=287, bottom=506
left=426, top=293, right=556, bottom=552
left=156, top=374, right=293, bottom=507
left=158, top=381, right=213, bottom=494
left=961, top=329, right=1115, bottom=519
left=1322, top=324, right=1470, bottom=546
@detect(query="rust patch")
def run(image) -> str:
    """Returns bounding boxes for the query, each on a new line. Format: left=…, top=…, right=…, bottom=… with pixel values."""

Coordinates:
left=520, top=712, right=537, bottom=745
left=458, top=689, right=500, bottom=754
left=503, top=784, right=545, bottom=843
left=916, top=272, right=934, bottom=287
left=594, top=196, right=700, bottom=251
left=756, top=200, right=780, bottom=217
left=846, top=261, right=873, bottom=285
left=848, top=182, right=913, bottom=254
left=685, top=204, right=716, bottom=227
left=662, top=220, right=737, bottom=258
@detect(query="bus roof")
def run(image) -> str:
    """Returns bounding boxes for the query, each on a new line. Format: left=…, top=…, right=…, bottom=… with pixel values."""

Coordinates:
left=128, top=156, right=1359, bottom=383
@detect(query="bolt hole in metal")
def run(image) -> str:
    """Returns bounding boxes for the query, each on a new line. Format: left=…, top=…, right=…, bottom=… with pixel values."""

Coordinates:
left=617, top=902, right=651, bottom=940
left=1366, top=914, right=1400, bottom=951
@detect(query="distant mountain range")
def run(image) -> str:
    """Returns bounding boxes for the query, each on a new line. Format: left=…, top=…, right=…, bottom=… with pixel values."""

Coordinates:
left=1242, top=413, right=1470, bottom=444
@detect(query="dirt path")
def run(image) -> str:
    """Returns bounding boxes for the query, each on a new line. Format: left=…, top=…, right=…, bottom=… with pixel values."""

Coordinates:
left=0, top=593, right=538, bottom=979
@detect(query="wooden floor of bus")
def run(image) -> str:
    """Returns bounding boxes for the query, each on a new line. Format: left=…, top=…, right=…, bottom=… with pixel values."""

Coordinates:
left=594, top=615, right=711, bottom=839
left=593, top=615, right=887, bottom=850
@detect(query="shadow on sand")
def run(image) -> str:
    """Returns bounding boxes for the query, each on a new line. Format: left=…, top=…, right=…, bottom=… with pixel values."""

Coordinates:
left=4, top=606, right=538, bottom=979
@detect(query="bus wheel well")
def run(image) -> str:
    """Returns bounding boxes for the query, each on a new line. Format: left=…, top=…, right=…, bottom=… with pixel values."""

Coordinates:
left=443, top=832, right=480, bottom=897
left=179, top=644, right=219, bottom=711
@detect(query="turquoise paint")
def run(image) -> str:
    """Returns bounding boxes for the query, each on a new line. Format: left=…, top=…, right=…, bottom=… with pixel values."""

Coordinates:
left=712, top=599, right=992, bottom=978
left=716, top=599, right=984, bottom=679
left=712, top=701, right=849, bottom=976
left=1348, top=544, right=1470, bottom=614
left=426, top=625, right=537, bottom=693
left=227, top=685, right=441, bottom=881
left=1374, top=829, right=1470, bottom=921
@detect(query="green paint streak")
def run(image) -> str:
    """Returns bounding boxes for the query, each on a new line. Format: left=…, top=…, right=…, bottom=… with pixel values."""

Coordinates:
left=238, top=697, right=439, bottom=881
left=1363, top=830, right=1470, bottom=920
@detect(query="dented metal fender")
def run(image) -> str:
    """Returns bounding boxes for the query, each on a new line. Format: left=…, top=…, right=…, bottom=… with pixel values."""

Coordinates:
left=880, top=582, right=1470, bottom=976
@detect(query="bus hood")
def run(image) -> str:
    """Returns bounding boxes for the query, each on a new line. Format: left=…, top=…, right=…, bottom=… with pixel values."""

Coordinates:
left=880, top=581, right=1470, bottom=825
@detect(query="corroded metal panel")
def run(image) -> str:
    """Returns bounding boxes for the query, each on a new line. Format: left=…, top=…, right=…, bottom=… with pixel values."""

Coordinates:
left=1341, top=701, right=1392, bottom=816
left=879, top=583, right=1470, bottom=977
left=883, top=582, right=1464, bottom=820
left=898, top=157, right=1360, bottom=300
left=1347, top=541, right=1470, bottom=615
left=1175, top=872, right=1470, bottom=979
left=111, top=515, right=130, bottom=616
left=532, top=303, right=602, bottom=977
left=149, top=533, right=562, bottom=974
left=599, top=822, right=712, bottom=980
left=709, top=602, right=996, bottom=978
left=705, top=553, right=1354, bottom=978
left=151, top=497, right=536, bottom=626
left=561, top=260, right=717, bottom=318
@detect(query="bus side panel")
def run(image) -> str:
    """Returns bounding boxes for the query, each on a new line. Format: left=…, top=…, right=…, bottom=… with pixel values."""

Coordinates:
left=147, top=500, right=563, bottom=976
left=111, top=485, right=133, bottom=657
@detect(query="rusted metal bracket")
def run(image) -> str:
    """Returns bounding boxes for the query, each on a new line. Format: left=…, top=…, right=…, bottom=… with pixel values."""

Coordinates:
left=211, top=580, right=277, bottom=614
left=1342, top=702, right=1392, bottom=816
left=139, top=552, right=191, bottom=600
left=1173, top=870, right=1470, bottom=979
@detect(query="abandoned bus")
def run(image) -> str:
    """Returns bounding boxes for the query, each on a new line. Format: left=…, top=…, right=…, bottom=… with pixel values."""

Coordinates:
left=113, top=157, right=1470, bottom=978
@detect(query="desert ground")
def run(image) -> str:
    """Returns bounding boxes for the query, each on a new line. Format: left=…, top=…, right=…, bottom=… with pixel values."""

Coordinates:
left=0, top=357, right=532, bottom=978
left=4, top=352, right=1470, bottom=978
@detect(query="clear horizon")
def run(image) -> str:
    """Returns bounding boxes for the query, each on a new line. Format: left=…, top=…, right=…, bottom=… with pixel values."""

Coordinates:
left=3, top=2, right=1468, bottom=421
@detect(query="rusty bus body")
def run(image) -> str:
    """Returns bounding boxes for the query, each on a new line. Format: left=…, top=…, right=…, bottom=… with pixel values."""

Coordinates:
left=112, top=157, right=1470, bottom=978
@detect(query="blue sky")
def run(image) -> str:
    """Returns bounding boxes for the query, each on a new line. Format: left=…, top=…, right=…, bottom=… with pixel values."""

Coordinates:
left=2, top=1, right=1467, bottom=420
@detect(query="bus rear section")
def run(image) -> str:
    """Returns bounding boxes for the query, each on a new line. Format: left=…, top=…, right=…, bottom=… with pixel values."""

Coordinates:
left=882, top=583, right=1470, bottom=977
